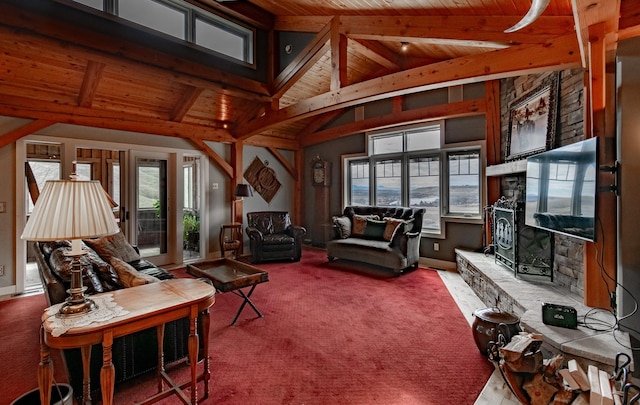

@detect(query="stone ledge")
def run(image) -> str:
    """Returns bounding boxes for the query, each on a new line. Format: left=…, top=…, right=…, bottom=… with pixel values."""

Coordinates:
left=456, top=249, right=634, bottom=373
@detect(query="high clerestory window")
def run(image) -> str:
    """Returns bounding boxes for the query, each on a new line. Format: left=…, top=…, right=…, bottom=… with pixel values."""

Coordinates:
left=68, top=0, right=254, bottom=64
left=344, top=122, right=483, bottom=237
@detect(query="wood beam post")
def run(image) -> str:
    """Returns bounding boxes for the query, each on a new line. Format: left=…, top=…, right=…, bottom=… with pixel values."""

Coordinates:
left=584, top=23, right=616, bottom=309
left=294, top=149, right=303, bottom=224
left=231, top=141, right=244, bottom=224
left=330, top=16, right=348, bottom=91
left=485, top=80, right=502, bottom=248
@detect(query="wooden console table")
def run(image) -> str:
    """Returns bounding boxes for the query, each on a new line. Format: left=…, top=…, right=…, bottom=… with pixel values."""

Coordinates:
left=38, top=279, right=216, bottom=405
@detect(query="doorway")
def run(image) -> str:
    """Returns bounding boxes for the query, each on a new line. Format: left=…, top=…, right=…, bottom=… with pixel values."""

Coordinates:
left=134, top=156, right=169, bottom=262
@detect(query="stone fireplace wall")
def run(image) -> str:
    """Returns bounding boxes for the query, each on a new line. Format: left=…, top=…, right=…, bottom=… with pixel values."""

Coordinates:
left=498, top=69, right=586, bottom=296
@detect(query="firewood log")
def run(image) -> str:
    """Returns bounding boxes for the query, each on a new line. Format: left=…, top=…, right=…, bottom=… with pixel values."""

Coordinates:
left=499, top=333, right=544, bottom=363
left=523, top=373, right=559, bottom=405
left=552, top=388, right=576, bottom=405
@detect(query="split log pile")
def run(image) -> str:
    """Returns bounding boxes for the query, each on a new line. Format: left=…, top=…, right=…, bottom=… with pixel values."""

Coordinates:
left=497, top=332, right=636, bottom=405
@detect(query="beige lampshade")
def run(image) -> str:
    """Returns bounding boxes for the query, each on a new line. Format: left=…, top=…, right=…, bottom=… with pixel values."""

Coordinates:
left=21, top=179, right=120, bottom=243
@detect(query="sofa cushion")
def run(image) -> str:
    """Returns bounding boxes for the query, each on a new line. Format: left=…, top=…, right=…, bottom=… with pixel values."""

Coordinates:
left=49, top=247, right=105, bottom=295
left=352, top=214, right=379, bottom=237
left=363, top=218, right=386, bottom=239
left=263, top=233, right=295, bottom=245
left=383, top=217, right=405, bottom=241
left=110, top=257, right=160, bottom=287
left=84, top=231, right=141, bottom=263
left=332, top=216, right=351, bottom=239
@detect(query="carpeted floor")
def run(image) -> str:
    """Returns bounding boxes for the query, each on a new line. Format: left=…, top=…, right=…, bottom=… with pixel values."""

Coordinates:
left=1, top=248, right=493, bottom=405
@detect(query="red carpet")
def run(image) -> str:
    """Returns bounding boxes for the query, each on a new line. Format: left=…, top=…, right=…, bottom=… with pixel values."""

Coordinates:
left=0, top=293, right=68, bottom=404
left=1, top=248, right=492, bottom=405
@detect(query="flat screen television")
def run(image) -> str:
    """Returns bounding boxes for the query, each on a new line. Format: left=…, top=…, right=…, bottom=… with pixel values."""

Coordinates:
left=524, top=137, right=598, bottom=242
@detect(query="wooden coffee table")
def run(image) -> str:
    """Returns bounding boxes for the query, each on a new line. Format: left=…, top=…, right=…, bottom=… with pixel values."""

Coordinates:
left=187, top=258, right=269, bottom=325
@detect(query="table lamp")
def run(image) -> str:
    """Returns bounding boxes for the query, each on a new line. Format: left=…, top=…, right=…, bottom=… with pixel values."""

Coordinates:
left=21, top=175, right=120, bottom=317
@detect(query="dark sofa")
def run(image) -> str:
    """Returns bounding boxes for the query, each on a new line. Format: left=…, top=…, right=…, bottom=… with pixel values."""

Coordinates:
left=33, top=233, right=200, bottom=400
left=326, top=206, right=425, bottom=275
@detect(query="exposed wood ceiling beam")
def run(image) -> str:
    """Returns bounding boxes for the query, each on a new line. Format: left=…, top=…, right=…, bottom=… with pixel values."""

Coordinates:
left=187, top=135, right=233, bottom=177
left=171, top=86, right=204, bottom=122
left=276, top=16, right=575, bottom=45
left=330, top=17, right=348, bottom=91
left=274, top=16, right=333, bottom=33
left=0, top=119, right=55, bottom=149
left=572, top=0, right=622, bottom=67
left=0, top=2, right=270, bottom=99
left=272, top=22, right=331, bottom=98
left=244, top=135, right=299, bottom=150
left=299, top=110, right=345, bottom=137
left=0, top=94, right=234, bottom=143
left=349, top=39, right=402, bottom=71
left=237, top=34, right=582, bottom=139
left=267, top=146, right=298, bottom=180
left=619, top=0, right=640, bottom=40
left=78, top=61, right=106, bottom=108
left=301, top=99, right=485, bottom=147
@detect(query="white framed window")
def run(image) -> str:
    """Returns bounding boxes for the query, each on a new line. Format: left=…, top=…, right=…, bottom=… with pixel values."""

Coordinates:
left=343, top=122, right=483, bottom=237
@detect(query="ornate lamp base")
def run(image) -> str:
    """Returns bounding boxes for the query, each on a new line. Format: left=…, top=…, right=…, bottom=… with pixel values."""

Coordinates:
left=56, top=251, right=98, bottom=318
left=57, top=296, right=98, bottom=317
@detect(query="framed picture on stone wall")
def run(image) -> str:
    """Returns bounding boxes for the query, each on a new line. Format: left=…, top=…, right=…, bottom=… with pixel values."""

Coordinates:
left=506, top=73, right=559, bottom=161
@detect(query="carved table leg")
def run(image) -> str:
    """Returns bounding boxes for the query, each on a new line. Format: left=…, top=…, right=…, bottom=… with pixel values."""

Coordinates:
left=156, top=323, right=165, bottom=392
left=81, top=345, right=93, bottom=404
left=100, top=330, right=115, bottom=405
left=188, top=306, right=199, bottom=405
left=201, top=308, right=211, bottom=399
left=38, top=325, right=53, bottom=405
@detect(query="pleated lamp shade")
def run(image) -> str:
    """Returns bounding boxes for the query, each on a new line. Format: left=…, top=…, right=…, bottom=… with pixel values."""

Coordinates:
left=21, top=179, right=120, bottom=248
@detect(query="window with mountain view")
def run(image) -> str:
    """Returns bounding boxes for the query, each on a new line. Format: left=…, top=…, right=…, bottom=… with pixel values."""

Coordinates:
left=344, top=122, right=482, bottom=236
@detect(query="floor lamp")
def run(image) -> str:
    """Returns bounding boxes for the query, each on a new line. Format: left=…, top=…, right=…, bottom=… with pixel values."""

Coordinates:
left=21, top=176, right=120, bottom=317
left=233, top=183, right=253, bottom=223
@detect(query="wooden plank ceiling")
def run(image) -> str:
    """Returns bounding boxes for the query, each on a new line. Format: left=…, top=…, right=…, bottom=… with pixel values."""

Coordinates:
left=0, top=0, right=636, bottom=151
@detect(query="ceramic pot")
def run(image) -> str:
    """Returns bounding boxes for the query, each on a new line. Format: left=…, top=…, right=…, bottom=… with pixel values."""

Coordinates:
left=472, top=307, right=521, bottom=355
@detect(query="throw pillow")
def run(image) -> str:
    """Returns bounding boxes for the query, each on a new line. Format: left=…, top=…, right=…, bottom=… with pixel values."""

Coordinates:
left=382, top=218, right=405, bottom=241
left=84, top=231, right=141, bottom=263
left=351, top=214, right=379, bottom=237
left=109, top=257, right=160, bottom=288
left=49, top=247, right=104, bottom=295
left=332, top=216, right=351, bottom=239
left=363, top=218, right=386, bottom=239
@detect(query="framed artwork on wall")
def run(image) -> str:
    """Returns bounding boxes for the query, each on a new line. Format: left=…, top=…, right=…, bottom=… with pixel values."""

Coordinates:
left=506, top=72, right=559, bottom=161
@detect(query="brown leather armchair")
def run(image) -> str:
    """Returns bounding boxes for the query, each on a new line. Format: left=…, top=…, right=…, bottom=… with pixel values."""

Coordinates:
left=246, top=211, right=306, bottom=263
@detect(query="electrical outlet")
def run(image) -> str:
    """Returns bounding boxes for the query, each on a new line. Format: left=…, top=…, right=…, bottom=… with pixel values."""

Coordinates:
left=0, top=265, right=4, bottom=276
left=211, top=183, right=219, bottom=190
left=433, top=242, right=440, bottom=251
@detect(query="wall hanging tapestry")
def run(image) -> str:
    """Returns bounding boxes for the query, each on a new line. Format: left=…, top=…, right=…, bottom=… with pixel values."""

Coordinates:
left=244, top=157, right=281, bottom=203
